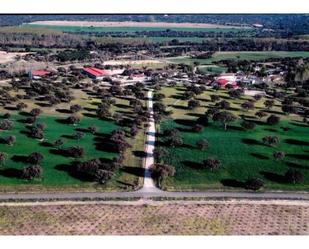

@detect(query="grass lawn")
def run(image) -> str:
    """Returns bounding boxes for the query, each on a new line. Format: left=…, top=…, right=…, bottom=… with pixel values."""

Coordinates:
left=157, top=87, right=309, bottom=191
left=0, top=112, right=144, bottom=192
left=0, top=87, right=146, bottom=193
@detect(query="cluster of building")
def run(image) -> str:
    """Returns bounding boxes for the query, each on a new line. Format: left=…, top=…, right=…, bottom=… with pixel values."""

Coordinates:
left=29, top=61, right=286, bottom=89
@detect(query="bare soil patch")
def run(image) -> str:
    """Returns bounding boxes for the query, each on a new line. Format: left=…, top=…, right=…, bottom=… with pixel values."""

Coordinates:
left=0, top=51, right=29, bottom=64
left=0, top=201, right=308, bottom=235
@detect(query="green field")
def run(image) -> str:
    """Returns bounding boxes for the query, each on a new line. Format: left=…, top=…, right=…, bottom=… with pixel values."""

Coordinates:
left=0, top=112, right=144, bottom=192
left=0, top=85, right=146, bottom=192
left=168, top=51, right=309, bottom=66
left=157, top=87, right=309, bottom=191
left=20, top=24, right=255, bottom=44
left=23, top=24, right=251, bottom=33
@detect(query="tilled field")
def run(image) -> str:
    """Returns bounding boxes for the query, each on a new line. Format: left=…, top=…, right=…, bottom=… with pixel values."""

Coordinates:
left=0, top=201, right=308, bottom=235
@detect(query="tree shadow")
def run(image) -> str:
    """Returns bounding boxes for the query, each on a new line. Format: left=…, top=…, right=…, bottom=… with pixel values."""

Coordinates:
left=239, top=114, right=256, bottom=120
left=4, top=106, right=18, bottom=111
left=286, top=161, right=309, bottom=170
left=186, top=113, right=204, bottom=118
left=11, top=155, right=28, bottom=163
left=171, top=105, right=188, bottom=110
left=93, top=136, right=118, bottom=153
left=265, top=110, right=283, bottom=115
left=0, top=168, right=22, bottom=179
left=121, top=166, right=145, bottom=177
left=61, top=134, right=75, bottom=140
left=114, top=103, right=130, bottom=109
left=0, top=137, right=8, bottom=144
left=82, top=112, right=97, bottom=118
left=55, top=162, right=94, bottom=182
left=55, top=118, right=70, bottom=125
left=116, top=180, right=135, bottom=188
left=228, top=125, right=243, bottom=131
left=260, top=171, right=286, bottom=184
left=56, top=108, right=72, bottom=114
left=40, top=141, right=53, bottom=147
left=286, top=153, right=309, bottom=160
left=289, top=122, right=308, bottom=128
left=242, top=138, right=263, bottom=146
left=170, top=94, right=183, bottom=100
left=250, top=153, right=269, bottom=160
left=133, top=150, right=147, bottom=158
left=284, top=139, right=309, bottom=146
left=182, top=160, right=202, bottom=169
left=35, top=102, right=51, bottom=107
left=84, top=107, right=96, bottom=112
left=251, top=120, right=267, bottom=126
left=263, top=128, right=277, bottom=132
left=181, top=143, right=196, bottom=149
left=174, top=118, right=196, bottom=127
left=220, top=179, right=245, bottom=188
left=19, top=111, right=32, bottom=117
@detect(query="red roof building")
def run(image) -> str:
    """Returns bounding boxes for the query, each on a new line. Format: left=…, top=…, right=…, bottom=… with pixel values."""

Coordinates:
left=82, top=67, right=112, bottom=79
left=30, top=69, right=51, bottom=79
left=215, top=78, right=238, bottom=89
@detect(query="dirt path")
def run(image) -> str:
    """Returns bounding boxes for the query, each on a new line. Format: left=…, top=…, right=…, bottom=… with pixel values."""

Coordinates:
left=138, top=90, right=162, bottom=193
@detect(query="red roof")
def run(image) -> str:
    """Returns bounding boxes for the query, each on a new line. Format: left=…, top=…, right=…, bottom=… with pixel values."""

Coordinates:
left=217, top=79, right=229, bottom=86
left=83, top=67, right=110, bottom=77
left=32, top=70, right=50, bottom=76
left=131, top=73, right=145, bottom=78
left=216, top=79, right=238, bottom=88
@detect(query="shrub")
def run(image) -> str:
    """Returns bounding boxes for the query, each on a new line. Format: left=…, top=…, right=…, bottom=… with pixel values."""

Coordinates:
left=264, top=99, right=274, bottom=109
left=22, top=165, right=43, bottom=180
left=192, top=124, right=204, bottom=132
left=217, top=100, right=230, bottom=110
left=27, top=152, right=44, bottom=165
left=262, top=136, right=279, bottom=146
left=5, top=135, right=16, bottom=145
left=188, top=99, right=201, bottom=109
left=153, top=147, right=169, bottom=163
left=285, top=169, right=304, bottom=184
left=151, top=163, right=175, bottom=185
left=30, top=108, right=42, bottom=116
left=255, top=111, right=267, bottom=119
left=168, top=136, right=183, bottom=147
left=0, top=119, right=14, bottom=130
left=241, top=120, right=256, bottom=130
left=241, top=101, right=255, bottom=111
left=196, top=139, right=209, bottom=151
left=67, top=115, right=80, bottom=125
left=273, top=151, right=285, bottom=160
left=0, top=152, right=6, bottom=165
left=95, top=169, right=114, bottom=184
left=203, top=157, right=221, bottom=171
left=245, top=178, right=264, bottom=191
left=267, top=115, right=280, bottom=125
left=213, top=111, right=237, bottom=130
left=67, top=146, right=85, bottom=158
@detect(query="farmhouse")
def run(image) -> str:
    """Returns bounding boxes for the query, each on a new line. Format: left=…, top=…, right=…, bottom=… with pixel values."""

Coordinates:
left=214, top=73, right=238, bottom=88
left=82, top=67, right=124, bottom=80
left=29, top=69, right=51, bottom=80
